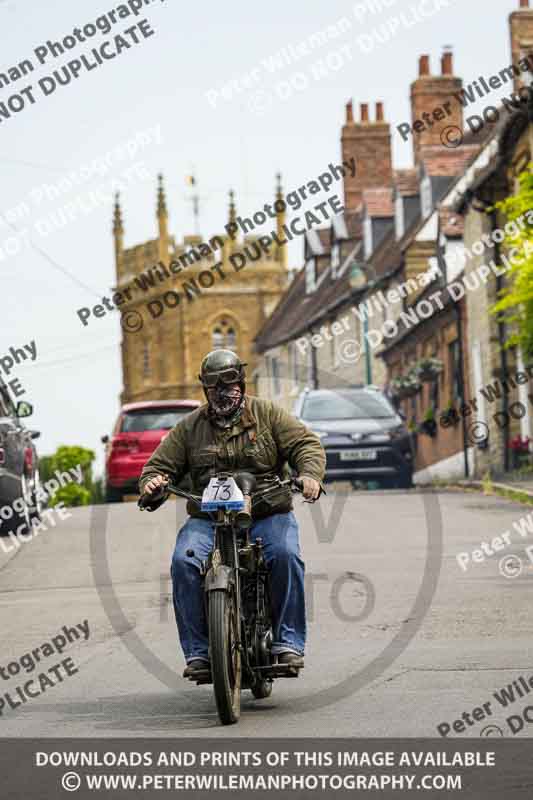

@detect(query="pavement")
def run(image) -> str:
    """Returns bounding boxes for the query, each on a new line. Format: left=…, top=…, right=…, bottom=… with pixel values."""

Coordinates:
left=456, top=473, right=533, bottom=498
left=1, top=487, right=533, bottom=737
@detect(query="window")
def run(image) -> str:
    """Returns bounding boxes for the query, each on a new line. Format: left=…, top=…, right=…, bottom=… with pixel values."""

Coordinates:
left=395, top=194, right=404, bottom=239
left=212, top=318, right=237, bottom=350
left=301, top=389, right=396, bottom=421
left=330, top=243, right=340, bottom=278
left=271, top=357, right=281, bottom=396
left=305, top=258, right=316, bottom=294
left=0, top=387, right=12, bottom=416
left=431, top=366, right=440, bottom=410
left=288, top=341, right=299, bottom=383
left=448, top=340, right=461, bottom=403
left=420, top=175, right=432, bottom=218
left=121, top=407, right=194, bottom=432
left=307, top=344, right=314, bottom=386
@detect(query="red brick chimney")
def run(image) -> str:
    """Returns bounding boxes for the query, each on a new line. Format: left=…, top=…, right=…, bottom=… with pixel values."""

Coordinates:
left=341, top=100, right=392, bottom=211
left=510, top=0, right=533, bottom=90
left=410, top=51, right=463, bottom=164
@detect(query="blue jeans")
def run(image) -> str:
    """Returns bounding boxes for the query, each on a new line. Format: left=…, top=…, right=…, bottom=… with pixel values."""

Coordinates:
left=170, top=512, right=306, bottom=664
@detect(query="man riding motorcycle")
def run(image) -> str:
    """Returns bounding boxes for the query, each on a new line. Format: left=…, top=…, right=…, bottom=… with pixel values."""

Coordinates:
left=140, top=349, right=326, bottom=679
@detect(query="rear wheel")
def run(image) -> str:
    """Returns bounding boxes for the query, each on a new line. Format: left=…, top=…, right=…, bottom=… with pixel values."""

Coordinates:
left=251, top=678, right=272, bottom=699
left=209, top=589, right=241, bottom=725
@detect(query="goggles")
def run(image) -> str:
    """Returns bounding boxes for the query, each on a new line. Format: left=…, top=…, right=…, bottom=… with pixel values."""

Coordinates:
left=200, top=367, right=242, bottom=388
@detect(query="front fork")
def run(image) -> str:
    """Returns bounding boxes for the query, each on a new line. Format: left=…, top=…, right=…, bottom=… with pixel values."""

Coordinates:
left=203, top=519, right=243, bottom=656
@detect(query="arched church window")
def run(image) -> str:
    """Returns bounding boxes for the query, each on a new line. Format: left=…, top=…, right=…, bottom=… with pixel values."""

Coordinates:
left=211, top=319, right=237, bottom=350
left=212, top=328, right=224, bottom=348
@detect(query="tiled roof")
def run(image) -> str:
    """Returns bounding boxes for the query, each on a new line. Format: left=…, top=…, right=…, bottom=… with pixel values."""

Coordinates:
left=255, top=229, right=362, bottom=353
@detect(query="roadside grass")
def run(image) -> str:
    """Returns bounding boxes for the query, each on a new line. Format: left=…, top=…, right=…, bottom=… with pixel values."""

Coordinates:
left=430, top=475, right=533, bottom=506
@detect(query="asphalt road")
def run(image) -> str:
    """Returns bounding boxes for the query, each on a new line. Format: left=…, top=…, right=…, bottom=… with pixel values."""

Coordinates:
left=1, top=487, right=533, bottom=738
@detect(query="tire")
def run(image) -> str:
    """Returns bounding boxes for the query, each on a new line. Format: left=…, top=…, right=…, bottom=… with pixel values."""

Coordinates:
left=396, top=470, right=414, bottom=489
left=251, top=679, right=272, bottom=699
left=105, top=485, right=123, bottom=503
left=1, top=477, right=32, bottom=535
left=209, top=589, right=241, bottom=725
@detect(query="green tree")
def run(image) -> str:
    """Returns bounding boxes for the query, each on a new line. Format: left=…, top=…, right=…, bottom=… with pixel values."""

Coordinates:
left=49, top=483, right=91, bottom=508
left=37, top=454, right=55, bottom=485
left=51, top=445, right=95, bottom=491
left=491, top=165, right=533, bottom=356
left=46, top=445, right=96, bottom=507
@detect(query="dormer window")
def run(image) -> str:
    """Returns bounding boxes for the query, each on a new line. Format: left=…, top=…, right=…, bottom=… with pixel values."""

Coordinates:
left=305, top=258, right=316, bottom=293
left=395, top=194, right=404, bottom=239
left=330, top=243, right=340, bottom=278
left=421, top=175, right=432, bottom=218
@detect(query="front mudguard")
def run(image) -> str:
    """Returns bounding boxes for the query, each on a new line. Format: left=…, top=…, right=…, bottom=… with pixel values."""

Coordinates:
left=204, top=564, right=234, bottom=593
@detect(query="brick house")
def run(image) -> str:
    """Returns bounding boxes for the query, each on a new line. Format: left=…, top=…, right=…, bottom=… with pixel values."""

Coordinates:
left=255, top=0, right=533, bottom=482
left=426, top=0, right=533, bottom=478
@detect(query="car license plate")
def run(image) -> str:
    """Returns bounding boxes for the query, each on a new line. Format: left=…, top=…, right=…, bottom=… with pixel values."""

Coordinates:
left=339, top=449, right=377, bottom=461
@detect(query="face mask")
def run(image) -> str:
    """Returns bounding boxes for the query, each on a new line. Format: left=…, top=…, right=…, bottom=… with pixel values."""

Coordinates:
left=207, top=383, right=243, bottom=418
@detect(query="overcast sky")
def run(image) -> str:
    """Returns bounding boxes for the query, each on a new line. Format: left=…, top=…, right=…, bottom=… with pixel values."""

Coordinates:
left=0, top=0, right=524, bottom=475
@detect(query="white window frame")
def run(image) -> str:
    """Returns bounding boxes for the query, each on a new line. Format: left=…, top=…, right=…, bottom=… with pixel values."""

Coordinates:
left=395, top=194, right=404, bottom=240
left=288, top=341, right=299, bottom=383
left=271, top=356, right=281, bottom=396
left=421, top=175, right=433, bottom=219
left=305, top=258, right=316, bottom=294
left=306, top=344, right=313, bottom=386
left=330, top=243, right=340, bottom=278
left=363, top=215, right=373, bottom=259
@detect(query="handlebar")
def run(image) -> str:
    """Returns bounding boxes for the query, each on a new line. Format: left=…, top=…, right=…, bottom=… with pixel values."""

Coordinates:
left=137, top=475, right=312, bottom=513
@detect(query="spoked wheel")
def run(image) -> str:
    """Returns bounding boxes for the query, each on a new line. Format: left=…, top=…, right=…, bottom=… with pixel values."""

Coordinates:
left=209, top=589, right=241, bottom=725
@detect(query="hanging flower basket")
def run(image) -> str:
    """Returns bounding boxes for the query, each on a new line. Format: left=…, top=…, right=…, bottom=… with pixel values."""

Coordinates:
left=419, top=408, right=438, bottom=438
left=440, top=404, right=460, bottom=428
left=415, top=357, right=444, bottom=383
left=390, top=373, right=421, bottom=400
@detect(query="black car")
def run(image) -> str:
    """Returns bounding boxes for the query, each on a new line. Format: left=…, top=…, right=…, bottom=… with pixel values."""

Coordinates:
left=293, top=386, right=414, bottom=488
left=0, top=379, right=42, bottom=534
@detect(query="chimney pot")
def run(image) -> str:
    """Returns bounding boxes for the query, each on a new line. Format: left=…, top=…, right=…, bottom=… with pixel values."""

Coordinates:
left=441, top=50, right=453, bottom=75
left=375, top=101, right=384, bottom=121
left=360, top=103, right=369, bottom=122
left=346, top=100, right=353, bottom=122
left=419, top=54, right=430, bottom=76
left=520, top=0, right=529, bottom=8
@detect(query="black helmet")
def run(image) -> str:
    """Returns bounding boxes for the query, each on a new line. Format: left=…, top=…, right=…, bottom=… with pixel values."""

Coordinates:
left=199, top=349, right=247, bottom=393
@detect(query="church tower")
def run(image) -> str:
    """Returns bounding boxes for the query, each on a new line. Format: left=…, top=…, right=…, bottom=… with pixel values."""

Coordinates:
left=113, top=174, right=289, bottom=404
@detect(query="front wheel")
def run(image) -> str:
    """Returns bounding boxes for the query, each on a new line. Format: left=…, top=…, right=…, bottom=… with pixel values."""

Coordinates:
left=209, top=589, right=241, bottom=725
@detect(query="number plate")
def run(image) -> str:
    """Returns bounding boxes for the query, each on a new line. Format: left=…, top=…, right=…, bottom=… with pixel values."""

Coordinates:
left=339, top=449, right=377, bottom=461
left=201, top=477, right=245, bottom=511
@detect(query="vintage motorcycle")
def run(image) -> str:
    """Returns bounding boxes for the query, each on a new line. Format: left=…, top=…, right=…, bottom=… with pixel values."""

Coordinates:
left=138, top=471, right=315, bottom=725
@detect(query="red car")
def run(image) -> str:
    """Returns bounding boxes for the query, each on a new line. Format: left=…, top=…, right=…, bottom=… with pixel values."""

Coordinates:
left=102, top=400, right=201, bottom=502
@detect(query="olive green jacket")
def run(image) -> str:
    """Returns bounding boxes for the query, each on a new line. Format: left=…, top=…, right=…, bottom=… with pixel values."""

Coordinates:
left=139, top=395, right=326, bottom=519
